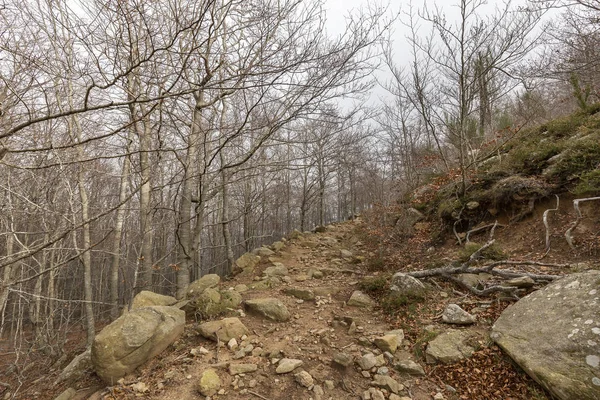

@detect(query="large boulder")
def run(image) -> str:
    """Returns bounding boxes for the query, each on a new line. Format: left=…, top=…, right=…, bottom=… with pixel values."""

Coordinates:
left=235, top=253, right=261, bottom=272
left=491, top=270, right=600, bottom=400
left=131, top=291, right=178, bottom=309
left=243, top=298, right=290, bottom=322
left=91, top=306, right=185, bottom=384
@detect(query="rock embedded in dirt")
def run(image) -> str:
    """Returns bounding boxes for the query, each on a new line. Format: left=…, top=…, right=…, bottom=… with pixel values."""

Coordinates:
left=393, top=359, right=425, bottom=376
left=234, top=284, right=249, bottom=293
left=491, top=270, right=600, bottom=400
left=54, top=388, right=76, bottom=400
left=197, top=317, right=249, bottom=342
left=332, top=351, right=353, bottom=367
left=347, top=290, right=376, bottom=307
left=340, top=249, right=353, bottom=258
left=308, top=268, right=324, bottom=279
left=276, top=358, right=304, bottom=373
left=365, top=387, right=386, bottom=400
left=229, top=363, right=258, bottom=375
left=373, top=334, right=399, bottom=354
left=295, top=370, right=314, bottom=387
left=244, top=298, right=291, bottom=322
left=91, top=306, right=185, bottom=384
left=505, top=276, right=535, bottom=288
left=198, top=369, right=221, bottom=396
left=441, top=304, right=476, bottom=325
left=385, top=329, right=405, bottom=343
left=372, top=374, right=404, bottom=394
left=131, top=291, right=178, bottom=309
left=425, top=329, right=475, bottom=364
left=272, top=241, right=285, bottom=251
left=235, top=253, right=261, bottom=272
left=357, top=352, right=378, bottom=370
left=283, top=287, right=315, bottom=301
left=390, top=273, right=426, bottom=297
left=264, top=263, right=289, bottom=277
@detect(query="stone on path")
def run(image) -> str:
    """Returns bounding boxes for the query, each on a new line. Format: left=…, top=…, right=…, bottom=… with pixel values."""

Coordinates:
left=491, top=270, right=600, bottom=400
left=229, top=363, right=258, bottom=375
left=357, top=353, right=378, bottom=370
left=394, top=359, right=425, bottom=376
left=264, top=263, right=288, bottom=277
left=197, top=317, right=249, bottom=342
left=505, top=276, right=535, bottom=288
left=198, top=369, right=221, bottom=396
left=441, top=304, right=476, bottom=325
left=276, top=358, right=304, bottom=374
left=91, top=306, right=185, bottom=384
left=295, top=370, right=314, bottom=387
left=235, top=253, right=261, bottom=271
left=425, top=329, right=475, bottom=364
left=332, top=351, right=353, bottom=367
left=244, top=298, right=291, bottom=322
left=371, top=374, right=404, bottom=394
left=283, top=287, right=315, bottom=301
left=347, top=290, right=376, bottom=307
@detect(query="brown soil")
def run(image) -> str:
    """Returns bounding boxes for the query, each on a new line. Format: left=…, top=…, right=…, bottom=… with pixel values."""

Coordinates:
left=5, top=198, right=599, bottom=400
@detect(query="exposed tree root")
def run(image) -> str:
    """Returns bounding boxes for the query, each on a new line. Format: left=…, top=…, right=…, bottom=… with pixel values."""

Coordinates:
left=406, top=239, right=566, bottom=297
left=542, top=194, right=560, bottom=256
left=465, top=221, right=504, bottom=243
left=565, top=196, right=600, bottom=250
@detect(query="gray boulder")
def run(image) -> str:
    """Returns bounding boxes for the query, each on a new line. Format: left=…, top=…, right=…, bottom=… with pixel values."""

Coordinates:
left=390, top=273, right=426, bottom=297
left=441, top=304, right=476, bottom=325
left=491, top=270, right=600, bottom=400
left=91, top=306, right=185, bottom=384
left=244, top=298, right=290, bottom=322
left=234, top=253, right=261, bottom=272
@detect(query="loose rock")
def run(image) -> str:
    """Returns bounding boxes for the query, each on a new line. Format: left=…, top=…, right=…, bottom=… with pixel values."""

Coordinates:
left=441, top=304, right=476, bottom=325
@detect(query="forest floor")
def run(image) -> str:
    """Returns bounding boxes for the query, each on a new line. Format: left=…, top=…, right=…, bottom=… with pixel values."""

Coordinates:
left=6, top=195, right=600, bottom=400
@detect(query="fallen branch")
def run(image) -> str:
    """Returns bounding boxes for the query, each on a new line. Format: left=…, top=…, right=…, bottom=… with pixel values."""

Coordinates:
left=249, top=391, right=272, bottom=400
left=405, top=239, right=564, bottom=297
left=565, top=196, right=600, bottom=250
left=543, top=195, right=560, bottom=255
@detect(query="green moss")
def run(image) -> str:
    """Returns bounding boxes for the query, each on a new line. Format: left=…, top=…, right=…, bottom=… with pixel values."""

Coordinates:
left=574, top=170, right=600, bottom=195
left=359, top=275, right=390, bottom=295
left=509, top=140, right=564, bottom=175
left=547, top=138, right=600, bottom=183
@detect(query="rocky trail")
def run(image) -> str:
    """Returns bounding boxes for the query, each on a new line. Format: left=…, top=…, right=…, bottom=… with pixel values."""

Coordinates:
left=46, top=217, right=599, bottom=400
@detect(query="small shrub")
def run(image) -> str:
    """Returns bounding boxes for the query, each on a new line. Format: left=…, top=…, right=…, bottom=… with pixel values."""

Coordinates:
left=359, top=275, right=390, bottom=295
left=365, top=256, right=386, bottom=272
left=509, top=140, right=564, bottom=175
left=381, top=291, right=424, bottom=315
left=459, top=242, right=507, bottom=262
left=544, top=113, right=587, bottom=137
left=548, top=138, right=600, bottom=183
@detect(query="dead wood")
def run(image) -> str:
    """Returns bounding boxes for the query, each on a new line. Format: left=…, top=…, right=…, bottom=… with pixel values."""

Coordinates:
left=405, top=239, right=566, bottom=297
left=565, top=196, right=600, bottom=250
left=465, top=221, right=504, bottom=243
left=543, top=194, right=560, bottom=256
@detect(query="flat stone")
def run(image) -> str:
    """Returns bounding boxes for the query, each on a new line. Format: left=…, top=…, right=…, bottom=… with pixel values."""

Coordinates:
left=283, top=287, right=315, bottom=301
left=372, top=374, right=403, bottom=394
left=347, top=291, right=376, bottom=307
left=441, top=304, right=476, bottom=325
left=264, top=263, right=289, bottom=277
left=198, top=369, right=221, bottom=396
left=235, top=253, right=261, bottom=271
left=229, top=363, right=258, bottom=375
left=385, top=329, right=405, bottom=343
left=505, top=276, right=535, bottom=288
left=244, top=298, right=290, bottom=322
left=54, top=388, right=76, bottom=400
left=426, top=330, right=474, bottom=364
left=276, top=358, right=304, bottom=374
left=131, top=291, right=177, bottom=309
left=394, top=359, right=425, bottom=376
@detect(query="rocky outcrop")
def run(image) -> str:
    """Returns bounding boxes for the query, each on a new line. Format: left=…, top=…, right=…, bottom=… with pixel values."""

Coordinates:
left=91, top=306, right=185, bottom=384
left=491, top=270, right=600, bottom=400
left=187, top=274, right=220, bottom=297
